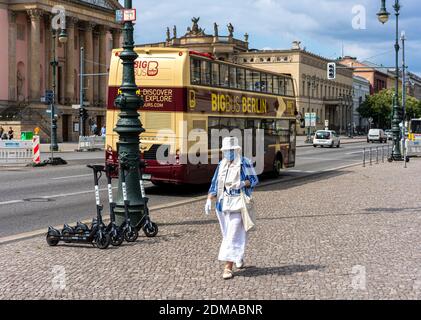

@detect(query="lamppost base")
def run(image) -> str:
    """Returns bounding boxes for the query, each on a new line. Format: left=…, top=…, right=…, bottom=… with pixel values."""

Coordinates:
left=387, top=155, right=405, bottom=162
left=43, top=157, right=67, bottom=166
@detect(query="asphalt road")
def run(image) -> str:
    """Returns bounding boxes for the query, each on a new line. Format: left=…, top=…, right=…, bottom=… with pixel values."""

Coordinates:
left=0, top=141, right=389, bottom=238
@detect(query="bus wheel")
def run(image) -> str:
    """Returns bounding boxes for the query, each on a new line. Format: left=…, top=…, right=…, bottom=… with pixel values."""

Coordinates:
left=273, top=157, right=283, bottom=178
left=151, top=181, right=166, bottom=187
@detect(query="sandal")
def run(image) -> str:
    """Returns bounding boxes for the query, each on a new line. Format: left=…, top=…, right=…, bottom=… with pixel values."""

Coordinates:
left=236, top=260, right=245, bottom=269
left=223, top=268, right=234, bottom=280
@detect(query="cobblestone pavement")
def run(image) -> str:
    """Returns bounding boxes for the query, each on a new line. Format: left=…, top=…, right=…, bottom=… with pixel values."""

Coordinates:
left=1, top=160, right=420, bottom=300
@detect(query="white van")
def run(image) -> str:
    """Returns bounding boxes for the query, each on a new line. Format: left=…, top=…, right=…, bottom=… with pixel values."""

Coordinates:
left=367, top=129, right=387, bottom=143
left=313, top=130, right=340, bottom=148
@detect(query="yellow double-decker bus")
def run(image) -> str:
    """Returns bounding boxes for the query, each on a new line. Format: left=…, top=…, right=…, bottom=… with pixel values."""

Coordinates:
left=106, top=47, right=297, bottom=185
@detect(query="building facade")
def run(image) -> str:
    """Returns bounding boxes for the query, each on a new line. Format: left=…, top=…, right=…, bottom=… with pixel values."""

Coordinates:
left=0, top=0, right=122, bottom=142
left=339, top=57, right=389, bottom=95
left=352, top=75, right=370, bottom=133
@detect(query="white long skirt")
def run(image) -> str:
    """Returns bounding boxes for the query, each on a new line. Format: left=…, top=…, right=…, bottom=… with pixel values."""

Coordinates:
left=216, top=210, right=247, bottom=264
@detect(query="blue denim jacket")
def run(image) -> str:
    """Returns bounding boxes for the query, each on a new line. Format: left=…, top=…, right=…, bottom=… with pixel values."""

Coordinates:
left=208, top=157, right=259, bottom=212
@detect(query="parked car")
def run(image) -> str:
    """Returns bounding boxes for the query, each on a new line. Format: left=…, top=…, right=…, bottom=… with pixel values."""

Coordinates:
left=385, top=129, right=393, bottom=140
left=367, top=129, right=387, bottom=143
left=313, top=130, right=340, bottom=148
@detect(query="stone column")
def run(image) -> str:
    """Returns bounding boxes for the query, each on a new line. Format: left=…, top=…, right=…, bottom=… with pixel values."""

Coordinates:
left=84, top=22, right=95, bottom=105
left=44, top=15, right=52, bottom=91
left=8, top=11, right=17, bottom=101
left=65, top=17, right=77, bottom=105
left=27, top=9, right=43, bottom=101
left=98, top=25, right=108, bottom=106
left=93, top=28, right=100, bottom=104
left=112, top=28, right=122, bottom=49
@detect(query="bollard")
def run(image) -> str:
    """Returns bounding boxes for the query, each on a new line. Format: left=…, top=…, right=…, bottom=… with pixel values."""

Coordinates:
left=376, top=147, right=379, bottom=164
left=32, top=135, right=41, bottom=165
left=382, top=146, right=384, bottom=163
left=369, top=148, right=372, bottom=166
left=363, top=148, right=366, bottom=167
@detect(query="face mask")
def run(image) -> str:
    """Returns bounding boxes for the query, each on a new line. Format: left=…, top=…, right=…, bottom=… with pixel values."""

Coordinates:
left=223, top=150, right=236, bottom=161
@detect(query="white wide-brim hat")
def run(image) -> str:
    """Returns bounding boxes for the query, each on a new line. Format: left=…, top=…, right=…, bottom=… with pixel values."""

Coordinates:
left=221, top=136, right=242, bottom=151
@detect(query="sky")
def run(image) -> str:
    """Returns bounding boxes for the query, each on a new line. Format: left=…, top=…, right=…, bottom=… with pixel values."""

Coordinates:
left=120, top=0, right=421, bottom=76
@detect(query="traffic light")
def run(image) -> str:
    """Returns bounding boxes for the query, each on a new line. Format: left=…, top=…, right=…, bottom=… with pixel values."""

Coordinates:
left=327, top=62, right=336, bottom=80
left=79, top=107, right=88, bottom=120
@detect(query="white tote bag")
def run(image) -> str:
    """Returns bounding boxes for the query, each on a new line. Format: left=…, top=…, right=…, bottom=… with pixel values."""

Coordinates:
left=240, top=191, right=256, bottom=232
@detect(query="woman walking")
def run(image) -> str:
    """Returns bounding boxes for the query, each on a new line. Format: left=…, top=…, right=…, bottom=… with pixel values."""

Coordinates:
left=205, top=136, right=259, bottom=280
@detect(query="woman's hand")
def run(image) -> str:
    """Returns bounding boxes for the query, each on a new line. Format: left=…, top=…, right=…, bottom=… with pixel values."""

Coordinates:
left=205, top=198, right=212, bottom=215
left=239, top=180, right=251, bottom=189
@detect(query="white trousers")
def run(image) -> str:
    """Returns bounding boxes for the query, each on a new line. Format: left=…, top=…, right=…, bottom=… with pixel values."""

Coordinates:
left=216, top=210, right=247, bottom=264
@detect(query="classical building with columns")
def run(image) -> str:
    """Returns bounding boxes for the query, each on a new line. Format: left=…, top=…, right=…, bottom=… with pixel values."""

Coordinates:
left=0, top=0, right=123, bottom=142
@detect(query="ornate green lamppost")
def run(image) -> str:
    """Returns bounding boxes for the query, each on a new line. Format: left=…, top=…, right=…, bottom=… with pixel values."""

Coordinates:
left=377, top=0, right=404, bottom=161
left=113, top=0, right=146, bottom=227
left=50, top=27, right=68, bottom=152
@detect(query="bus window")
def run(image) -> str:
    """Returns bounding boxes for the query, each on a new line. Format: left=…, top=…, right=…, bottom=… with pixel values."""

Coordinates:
left=229, top=67, right=237, bottom=89
left=260, top=73, right=267, bottom=92
left=191, top=58, right=201, bottom=85
left=201, top=60, right=211, bottom=85
left=279, top=78, right=285, bottom=95
left=273, top=76, right=279, bottom=95
left=232, top=118, right=245, bottom=130
left=211, top=63, right=219, bottom=87
left=246, top=69, right=254, bottom=91
left=253, top=70, right=261, bottom=92
left=237, top=68, right=245, bottom=90
left=410, top=120, right=421, bottom=133
left=275, top=120, right=290, bottom=143
left=286, top=78, right=294, bottom=96
left=220, top=64, right=229, bottom=88
left=267, top=75, right=273, bottom=94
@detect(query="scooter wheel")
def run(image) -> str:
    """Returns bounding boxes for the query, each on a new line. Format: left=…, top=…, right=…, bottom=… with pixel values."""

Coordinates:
left=95, top=232, right=111, bottom=249
left=110, top=232, right=124, bottom=246
left=143, top=222, right=158, bottom=238
left=124, top=227, right=139, bottom=243
left=62, top=229, right=72, bottom=243
left=46, top=234, right=59, bottom=246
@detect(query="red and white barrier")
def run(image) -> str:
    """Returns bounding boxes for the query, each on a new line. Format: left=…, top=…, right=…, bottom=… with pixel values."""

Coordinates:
left=32, top=135, right=41, bottom=164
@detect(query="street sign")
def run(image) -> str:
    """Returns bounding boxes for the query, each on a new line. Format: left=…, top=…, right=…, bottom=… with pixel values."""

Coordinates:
left=368, top=117, right=373, bottom=123
left=325, top=120, right=329, bottom=129
left=72, top=105, right=81, bottom=109
left=116, top=9, right=136, bottom=22
left=305, top=113, right=317, bottom=127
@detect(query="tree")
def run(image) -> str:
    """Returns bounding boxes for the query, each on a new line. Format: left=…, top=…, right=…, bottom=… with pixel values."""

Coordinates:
left=357, top=89, right=421, bottom=128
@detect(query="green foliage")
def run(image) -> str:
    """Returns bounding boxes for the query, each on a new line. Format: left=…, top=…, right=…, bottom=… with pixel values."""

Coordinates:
left=357, top=89, right=421, bottom=128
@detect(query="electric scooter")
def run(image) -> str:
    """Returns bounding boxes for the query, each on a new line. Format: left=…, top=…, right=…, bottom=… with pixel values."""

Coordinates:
left=104, top=164, right=124, bottom=246
left=46, top=165, right=111, bottom=249
left=136, top=163, right=158, bottom=237
left=119, top=163, right=139, bottom=243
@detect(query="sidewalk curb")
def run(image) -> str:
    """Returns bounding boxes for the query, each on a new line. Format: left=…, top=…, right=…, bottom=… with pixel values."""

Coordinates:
left=296, top=139, right=367, bottom=148
left=0, top=162, right=362, bottom=246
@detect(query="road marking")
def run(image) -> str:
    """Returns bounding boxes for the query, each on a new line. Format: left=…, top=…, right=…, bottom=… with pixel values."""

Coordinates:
left=346, top=151, right=364, bottom=155
left=0, top=187, right=116, bottom=207
left=0, top=200, right=24, bottom=206
left=51, top=174, right=92, bottom=180
left=285, top=169, right=317, bottom=173
left=0, top=163, right=362, bottom=245
left=298, top=157, right=360, bottom=162
left=0, top=182, right=153, bottom=207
